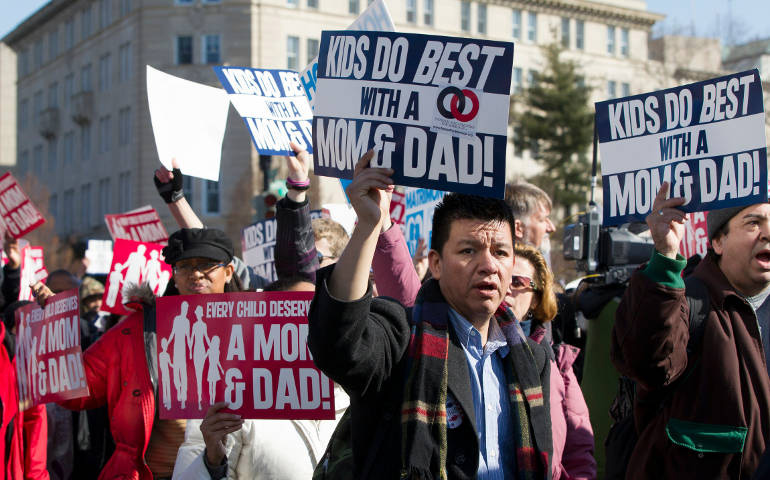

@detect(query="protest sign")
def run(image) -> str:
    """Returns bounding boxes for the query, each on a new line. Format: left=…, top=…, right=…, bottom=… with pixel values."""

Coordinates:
left=390, top=188, right=406, bottom=226
left=313, top=31, right=513, bottom=198
left=241, top=210, right=323, bottom=282
left=85, top=239, right=114, bottom=275
left=0, top=172, right=45, bottom=238
left=300, top=0, right=395, bottom=110
left=214, top=68, right=313, bottom=156
left=101, top=239, right=171, bottom=315
left=404, top=187, right=446, bottom=256
left=147, top=66, right=230, bottom=182
left=155, top=291, right=334, bottom=419
left=679, top=211, right=709, bottom=259
left=596, top=69, right=767, bottom=226
left=19, top=246, right=48, bottom=301
left=15, top=289, right=89, bottom=409
left=104, top=206, right=169, bottom=244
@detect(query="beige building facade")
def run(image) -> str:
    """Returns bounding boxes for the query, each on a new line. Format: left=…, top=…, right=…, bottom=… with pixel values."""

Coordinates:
left=7, top=0, right=755, bottom=246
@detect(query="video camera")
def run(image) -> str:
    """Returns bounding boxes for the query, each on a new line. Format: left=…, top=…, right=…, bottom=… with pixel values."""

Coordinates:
left=562, top=202, right=655, bottom=285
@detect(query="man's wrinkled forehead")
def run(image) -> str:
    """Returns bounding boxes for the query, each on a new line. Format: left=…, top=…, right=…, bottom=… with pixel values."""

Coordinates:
left=448, top=217, right=513, bottom=245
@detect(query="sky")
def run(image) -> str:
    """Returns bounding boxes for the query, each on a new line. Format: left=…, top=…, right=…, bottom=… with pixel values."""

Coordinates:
left=1, top=0, right=769, bottom=44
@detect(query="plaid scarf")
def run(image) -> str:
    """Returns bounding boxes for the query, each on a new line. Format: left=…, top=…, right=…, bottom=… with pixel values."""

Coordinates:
left=400, top=278, right=550, bottom=480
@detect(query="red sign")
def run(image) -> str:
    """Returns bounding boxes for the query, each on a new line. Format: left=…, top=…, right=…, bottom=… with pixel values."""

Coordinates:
left=15, top=289, right=89, bottom=409
left=101, top=239, right=172, bottom=315
left=19, top=246, right=48, bottom=301
left=105, top=206, right=169, bottom=244
left=390, top=188, right=406, bottom=226
left=679, top=211, right=709, bottom=259
left=0, top=172, right=45, bottom=238
left=155, top=291, right=334, bottom=420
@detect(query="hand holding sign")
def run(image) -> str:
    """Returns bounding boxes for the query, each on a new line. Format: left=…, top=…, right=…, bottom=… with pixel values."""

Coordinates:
left=345, top=151, right=395, bottom=230
left=646, top=182, right=687, bottom=258
left=3, top=235, right=20, bottom=269
left=286, top=142, right=311, bottom=204
left=200, top=402, right=244, bottom=466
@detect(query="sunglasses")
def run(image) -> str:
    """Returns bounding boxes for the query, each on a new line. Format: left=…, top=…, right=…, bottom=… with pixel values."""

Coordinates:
left=511, top=274, right=536, bottom=290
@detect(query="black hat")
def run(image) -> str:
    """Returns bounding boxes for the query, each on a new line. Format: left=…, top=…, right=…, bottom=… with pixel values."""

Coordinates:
left=162, top=228, right=234, bottom=265
left=706, top=206, right=747, bottom=241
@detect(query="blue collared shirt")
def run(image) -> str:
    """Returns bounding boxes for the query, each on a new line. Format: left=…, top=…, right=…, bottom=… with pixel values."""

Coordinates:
left=448, top=308, right=516, bottom=480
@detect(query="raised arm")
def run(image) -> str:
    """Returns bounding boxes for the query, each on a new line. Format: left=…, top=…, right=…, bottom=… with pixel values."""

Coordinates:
left=154, top=159, right=204, bottom=229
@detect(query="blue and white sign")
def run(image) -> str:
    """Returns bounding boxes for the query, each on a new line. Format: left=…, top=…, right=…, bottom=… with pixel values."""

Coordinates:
left=300, top=0, right=394, bottom=110
left=313, top=31, right=514, bottom=199
left=241, top=210, right=323, bottom=283
left=214, top=67, right=313, bottom=156
left=596, top=69, right=767, bottom=226
left=404, top=187, right=446, bottom=256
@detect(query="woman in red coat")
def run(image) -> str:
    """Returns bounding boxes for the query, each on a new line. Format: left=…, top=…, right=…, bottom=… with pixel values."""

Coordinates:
left=39, top=228, right=240, bottom=480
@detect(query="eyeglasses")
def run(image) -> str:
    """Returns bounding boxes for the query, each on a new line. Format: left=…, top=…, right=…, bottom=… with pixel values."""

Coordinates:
left=316, top=250, right=338, bottom=264
left=511, top=274, right=536, bottom=290
left=173, top=262, right=227, bottom=276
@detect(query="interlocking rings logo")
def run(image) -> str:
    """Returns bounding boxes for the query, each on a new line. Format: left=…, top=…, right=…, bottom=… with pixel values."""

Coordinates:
left=436, top=86, right=480, bottom=123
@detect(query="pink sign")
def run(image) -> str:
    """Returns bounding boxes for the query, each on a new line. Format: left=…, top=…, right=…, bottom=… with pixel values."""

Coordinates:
left=155, top=291, right=334, bottom=420
left=15, top=289, right=89, bottom=409
left=105, top=206, right=169, bottom=244
left=0, top=172, right=46, bottom=238
left=19, top=246, right=48, bottom=301
left=679, top=211, right=709, bottom=259
left=390, top=189, right=406, bottom=226
left=101, top=239, right=171, bottom=315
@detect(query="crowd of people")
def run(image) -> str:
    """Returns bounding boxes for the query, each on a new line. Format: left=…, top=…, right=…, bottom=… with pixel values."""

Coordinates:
left=1, top=141, right=770, bottom=480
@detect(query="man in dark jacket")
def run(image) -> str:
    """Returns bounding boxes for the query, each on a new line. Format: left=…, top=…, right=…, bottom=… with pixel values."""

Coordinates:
left=308, top=152, right=552, bottom=480
left=611, top=182, right=770, bottom=478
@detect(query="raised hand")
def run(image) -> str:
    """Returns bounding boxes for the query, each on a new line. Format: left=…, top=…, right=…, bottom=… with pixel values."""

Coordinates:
left=3, top=234, right=21, bottom=269
left=286, top=142, right=311, bottom=203
left=345, top=150, right=394, bottom=230
left=646, top=182, right=687, bottom=258
left=199, top=402, right=244, bottom=466
left=154, top=158, right=185, bottom=204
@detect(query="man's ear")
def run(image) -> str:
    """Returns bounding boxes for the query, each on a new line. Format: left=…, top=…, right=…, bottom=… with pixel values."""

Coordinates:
left=224, top=263, right=235, bottom=283
left=711, top=234, right=724, bottom=256
left=428, top=249, right=442, bottom=280
left=514, top=219, right=525, bottom=240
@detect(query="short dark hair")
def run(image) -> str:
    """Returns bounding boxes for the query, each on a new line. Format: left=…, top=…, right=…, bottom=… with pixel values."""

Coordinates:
left=430, top=193, right=515, bottom=255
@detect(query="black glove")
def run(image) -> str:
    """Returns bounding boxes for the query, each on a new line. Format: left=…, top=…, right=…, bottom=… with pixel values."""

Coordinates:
left=154, top=168, right=185, bottom=203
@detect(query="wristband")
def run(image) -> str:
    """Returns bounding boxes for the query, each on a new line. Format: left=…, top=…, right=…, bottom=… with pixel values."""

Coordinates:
left=286, top=178, right=311, bottom=191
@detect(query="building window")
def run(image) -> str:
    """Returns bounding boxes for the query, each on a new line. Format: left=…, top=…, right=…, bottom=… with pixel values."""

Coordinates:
left=49, top=30, right=59, bottom=61
left=64, top=74, right=74, bottom=109
left=98, top=178, right=111, bottom=218
left=65, top=19, right=74, bottom=49
left=607, top=25, right=616, bottom=55
left=47, top=140, right=57, bottom=171
left=176, top=0, right=194, bottom=4
left=81, top=183, right=92, bottom=228
left=576, top=75, right=585, bottom=88
left=49, top=194, right=57, bottom=222
left=512, top=9, right=521, bottom=39
left=349, top=0, right=359, bottom=14
left=99, top=54, right=111, bottom=91
left=307, top=38, right=319, bottom=63
left=19, top=99, right=28, bottom=130
left=19, top=49, right=29, bottom=77
left=406, top=0, right=416, bottom=24
left=287, top=0, right=298, bottom=6
left=82, top=6, right=92, bottom=40
left=477, top=4, right=487, bottom=34
left=576, top=20, right=585, bottom=50
left=118, top=43, right=131, bottom=82
left=81, top=63, right=92, bottom=92
left=621, top=28, right=629, bottom=57
left=203, top=35, right=221, bottom=64
left=18, top=151, right=29, bottom=176
left=100, top=0, right=112, bottom=28
left=204, top=180, right=220, bottom=214
left=48, top=82, right=58, bottom=108
left=608, top=80, right=617, bottom=99
left=176, top=36, right=193, bottom=64
left=307, top=0, right=318, bottom=8
left=527, top=12, right=537, bottom=42
left=561, top=17, right=570, bottom=48
left=460, top=1, right=470, bottom=32
left=424, top=0, right=434, bottom=25
left=621, top=82, right=631, bottom=97
left=118, top=107, right=131, bottom=146
left=33, top=91, right=43, bottom=123
left=120, top=0, right=132, bottom=16
left=527, top=69, right=538, bottom=87
left=512, top=67, right=522, bottom=94
left=81, top=125, right=91, bottom=162
left=184, top=177, right=195, bottom=210
left=119, top=172, right=131, bottom=212
left=33, top=145, right=43, bottom=178
left=34, top=40, right=43, bottom=70
left=63, top=189, right=74, bottom=233
left=63, top=132, right=74, bottom=165
left=287, top=36, right=299, bottom=70
left=99, top=115, right=111, bottom=153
